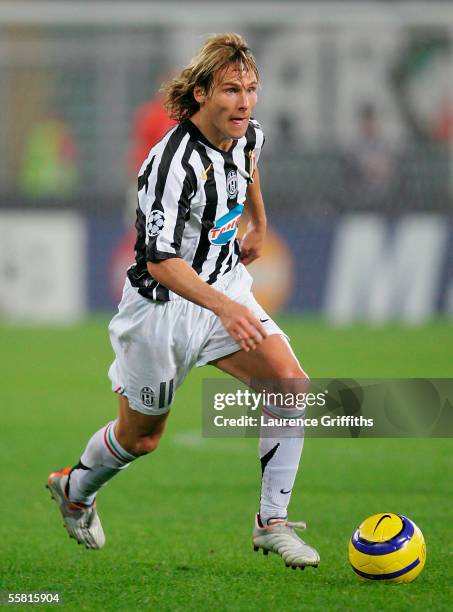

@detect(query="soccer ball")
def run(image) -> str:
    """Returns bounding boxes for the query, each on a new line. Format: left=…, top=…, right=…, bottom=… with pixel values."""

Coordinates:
left=348, top=512, right=426, bottom=583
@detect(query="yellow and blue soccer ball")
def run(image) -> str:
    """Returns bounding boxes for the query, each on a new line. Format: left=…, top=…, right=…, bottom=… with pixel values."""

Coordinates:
left=348, top=512, right=426, bottom=583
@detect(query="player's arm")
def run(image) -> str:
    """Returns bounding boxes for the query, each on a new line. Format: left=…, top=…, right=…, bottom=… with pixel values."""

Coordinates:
left=240, top=166, right=267, bottom=265
left=147, top=257, right=267, bottom=352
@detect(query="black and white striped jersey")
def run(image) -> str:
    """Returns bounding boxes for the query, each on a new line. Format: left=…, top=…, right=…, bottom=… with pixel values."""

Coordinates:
left=127, top=118, right=265, bottom=301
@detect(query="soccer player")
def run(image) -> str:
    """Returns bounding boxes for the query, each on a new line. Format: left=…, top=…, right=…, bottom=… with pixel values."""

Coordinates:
left=47, top=33, right=320, bottom=570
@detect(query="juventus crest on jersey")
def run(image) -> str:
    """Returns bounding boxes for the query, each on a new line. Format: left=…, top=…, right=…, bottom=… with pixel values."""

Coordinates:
left=127, top=118, right=265, bottom=301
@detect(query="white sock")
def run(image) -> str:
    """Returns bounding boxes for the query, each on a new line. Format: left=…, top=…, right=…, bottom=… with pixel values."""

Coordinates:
left=259, top=407, right=304, bottom=525
left=67, top=420, right=136, bottom=505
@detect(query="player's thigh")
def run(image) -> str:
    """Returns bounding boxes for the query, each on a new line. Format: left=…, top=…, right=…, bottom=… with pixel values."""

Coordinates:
left=110, top=343, right=179, bottom=416
left=108, top=293, right=200, bottom=415
left=211, top=334, right=309, bottom=393
left=197, top=275, right=289, bottom=368
left=206, top=281, right=309, bottom=389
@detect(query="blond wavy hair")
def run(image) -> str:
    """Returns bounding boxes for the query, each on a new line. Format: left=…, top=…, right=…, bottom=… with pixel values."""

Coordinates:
left=162, top=33, right=259, bottom=123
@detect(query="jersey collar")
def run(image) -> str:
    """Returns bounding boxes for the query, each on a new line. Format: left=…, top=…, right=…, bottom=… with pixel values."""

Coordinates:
left=184, top=119, right=238, bottom=155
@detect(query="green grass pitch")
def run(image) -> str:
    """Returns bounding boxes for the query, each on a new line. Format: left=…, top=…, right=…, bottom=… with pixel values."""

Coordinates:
left=1, top=316, right=452, bottom=611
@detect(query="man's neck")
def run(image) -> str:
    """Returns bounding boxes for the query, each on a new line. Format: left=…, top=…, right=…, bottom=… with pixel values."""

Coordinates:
left=190, top=113, right=232, bottom=152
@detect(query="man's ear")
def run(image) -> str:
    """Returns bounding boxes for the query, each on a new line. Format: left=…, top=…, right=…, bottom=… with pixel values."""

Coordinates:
left=193, top=86, right=206, bottom=106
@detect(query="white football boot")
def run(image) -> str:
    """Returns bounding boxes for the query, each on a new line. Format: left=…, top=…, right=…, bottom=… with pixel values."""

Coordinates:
left=253, top=514, right=320, bottom=570
left=47, top=467, right=105, bottom=550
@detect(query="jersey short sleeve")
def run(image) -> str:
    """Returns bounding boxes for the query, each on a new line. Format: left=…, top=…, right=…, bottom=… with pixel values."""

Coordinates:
left=138, top=127, right=197, bottom=262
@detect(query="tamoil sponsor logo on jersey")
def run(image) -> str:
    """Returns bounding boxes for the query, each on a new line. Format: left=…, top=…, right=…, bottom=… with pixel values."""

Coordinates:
left=208, top=203, right=244, bottom=245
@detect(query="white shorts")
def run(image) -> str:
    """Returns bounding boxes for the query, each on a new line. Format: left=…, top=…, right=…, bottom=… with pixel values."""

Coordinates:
left=108, top=263, right=285, bottom=415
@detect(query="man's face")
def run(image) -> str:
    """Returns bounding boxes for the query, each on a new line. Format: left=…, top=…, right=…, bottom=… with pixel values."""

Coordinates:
left=197, top=64, right=258, bottom=143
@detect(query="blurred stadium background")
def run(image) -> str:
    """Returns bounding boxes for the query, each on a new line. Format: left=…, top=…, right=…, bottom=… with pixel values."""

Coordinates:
left=1, top=0, right=453, bottom=324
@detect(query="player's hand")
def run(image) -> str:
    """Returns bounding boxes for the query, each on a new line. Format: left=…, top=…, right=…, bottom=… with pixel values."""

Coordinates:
left=217, top=300, right=268, bottom=352
left=239, top=225, right=265, bottom=266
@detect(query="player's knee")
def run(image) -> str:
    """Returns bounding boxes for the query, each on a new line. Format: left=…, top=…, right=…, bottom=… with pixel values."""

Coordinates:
left=130, top=434, right=162, bottom=456
left=274, top=366, right=310, bottom=395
